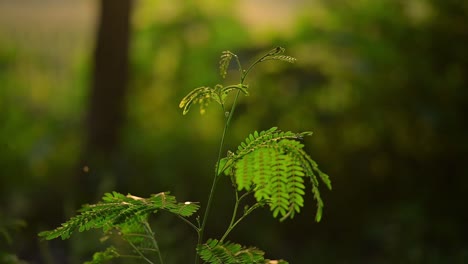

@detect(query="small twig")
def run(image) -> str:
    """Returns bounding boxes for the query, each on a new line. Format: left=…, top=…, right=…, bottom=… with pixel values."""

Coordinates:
left=142, top=221, right=165, bottom=264
left=128, top=240, right=155, bottom=264
left=176, top=214, right=200, bottom=232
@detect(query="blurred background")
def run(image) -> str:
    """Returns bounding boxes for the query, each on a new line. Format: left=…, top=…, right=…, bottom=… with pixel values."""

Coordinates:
left=1, top=0, right=467, bottom=263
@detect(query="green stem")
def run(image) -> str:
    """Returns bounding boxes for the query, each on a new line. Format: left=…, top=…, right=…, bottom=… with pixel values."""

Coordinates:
left=220, top=190, right=240, bottom=243
left=176, top=214, right=200, bottom=232
left=221, top=203, right=263, bottom=242
left=220, top=191, right=256, bottom=242
left=128, top=240, right=155, bottom=264
left=240, top=49, right=274, bottom=83
left=194, top=49, right=271, bottom=263
left=221, top=212, right=249, bottom=242
left=195, top=89, right=242, bottom=264
left=142, top=221, right=164, bottom=264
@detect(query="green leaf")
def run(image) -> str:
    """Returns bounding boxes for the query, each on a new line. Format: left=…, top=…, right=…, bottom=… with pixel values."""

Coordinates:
left=225, top=127, right=331, bottom=222
left=262, top=55, right=297, bottom=63
left=38, top=192, right=199, bottom=240
left=197, top=239, right=267, bottom=264
left=219, top=50, right=234, bottom=78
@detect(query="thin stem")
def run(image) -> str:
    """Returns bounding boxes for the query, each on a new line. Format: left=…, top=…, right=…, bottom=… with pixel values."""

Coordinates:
left=224, top=90, right=242, bottom=133
left=220, top=190, right=256, bottom=242
left=241, top=47, right=280, bottom=83
left=128, top=240, right=155, bottom=264
left=195, top=49, right=272, bottom=263
left=176, top=214, right=200, bottom=232
left=238, top=190, right=253, bottom=202
left=220, top=190, right=240, bottom=243
left=195, top=90, right=242, bottom=264
left=220, top=202, right=262, bottom=242
left=223, top=213, right=249, bottom=240
left=142, top=221, right=164, bottom=264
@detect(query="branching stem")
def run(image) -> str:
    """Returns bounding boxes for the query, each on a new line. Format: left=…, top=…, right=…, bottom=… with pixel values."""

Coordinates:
left=195, top=53, right=247, bottom=264
left=142, top=221, right=164, bottom=264
left=194, top=48, right=284, bottom=263
left=220, top=190, right=262, bottom=242
left=128, top=240, right=155, bottom=264
left=195, top=89, right=242, bottom=264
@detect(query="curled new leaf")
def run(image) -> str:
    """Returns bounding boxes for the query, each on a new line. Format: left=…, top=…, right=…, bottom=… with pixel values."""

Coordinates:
left=179, top=86, right=219, bottom=115
left=259, top=47, right=297, bottom=63
left=180, top=84, right=249, bottom=115
left=219, top=51, right=234, bottom=78
left=219, top=84, right=249, bottom=102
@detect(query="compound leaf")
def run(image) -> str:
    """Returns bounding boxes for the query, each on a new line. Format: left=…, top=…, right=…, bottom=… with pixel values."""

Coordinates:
left=223, top=127, right=331, bottom=222
left=38, top=192, right=199, bottom=240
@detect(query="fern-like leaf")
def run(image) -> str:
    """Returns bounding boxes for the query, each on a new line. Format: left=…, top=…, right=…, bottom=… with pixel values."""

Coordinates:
left=198, top=239, right=289, bottom=264
left=261, top=55, right=297, bottom=63
left=222, top=127, right=331, bottom=222
left=38, top=192, right=199, bottom=240
left=234, top=127, right=309, bottom=158
left=197, top=239, right=266, bottom=264
left=259, top=47, right=296, bottom=64
left=270, top=153, right=290, bottom=218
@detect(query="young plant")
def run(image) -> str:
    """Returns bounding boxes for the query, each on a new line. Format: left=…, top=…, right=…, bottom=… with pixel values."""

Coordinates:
left=39, top=47, right=332, bottom=264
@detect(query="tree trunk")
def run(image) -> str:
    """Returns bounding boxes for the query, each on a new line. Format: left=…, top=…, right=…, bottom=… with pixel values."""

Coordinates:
left=75, top=0, right=133, bottom=205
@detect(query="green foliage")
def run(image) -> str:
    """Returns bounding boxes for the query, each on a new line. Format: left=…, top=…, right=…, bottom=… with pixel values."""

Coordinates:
left=84, top=247, right=119, bottom=264
left=39, top=192, right=199, bottom=240
left=197, top=239, right=288, bottom=264
left=179, top=84, right=249, bottom=115
left=180, top=47, right=297, bottom=116
left=39, top=192, right=199, bottom=263
left=220, top=128, right=331, bottom=222
left=39, top=47, right=331, bottom=263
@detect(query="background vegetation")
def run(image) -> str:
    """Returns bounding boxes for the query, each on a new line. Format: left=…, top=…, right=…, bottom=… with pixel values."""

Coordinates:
left=1, top=0, right=467, bottom=263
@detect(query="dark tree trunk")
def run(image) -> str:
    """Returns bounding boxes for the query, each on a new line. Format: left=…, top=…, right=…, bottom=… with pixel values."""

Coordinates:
left=74, top=0, right=133, bottom=205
